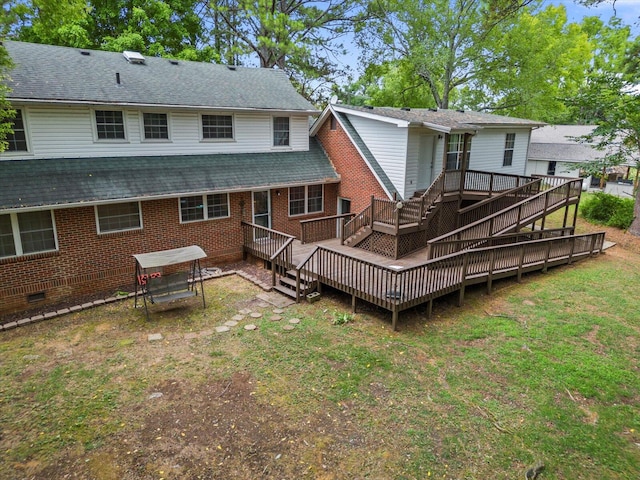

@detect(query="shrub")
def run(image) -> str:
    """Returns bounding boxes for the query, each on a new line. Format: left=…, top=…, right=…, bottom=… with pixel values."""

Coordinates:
left=580, top=192, right=635, bottom=230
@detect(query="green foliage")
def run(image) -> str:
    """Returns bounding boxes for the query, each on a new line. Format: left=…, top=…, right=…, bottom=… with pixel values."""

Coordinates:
left=0, top=43, right=15, bottom=152
left=580, top=192, right=635, bottom=229
left=332, top=311, right=354, bottom=325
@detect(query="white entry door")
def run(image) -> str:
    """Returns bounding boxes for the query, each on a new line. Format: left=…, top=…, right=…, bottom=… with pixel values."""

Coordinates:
left=417, top=135, right=435, bottom=190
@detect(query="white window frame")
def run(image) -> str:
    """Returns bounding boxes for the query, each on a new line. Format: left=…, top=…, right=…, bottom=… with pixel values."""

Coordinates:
left=95, top=202, right=143, bottom=234
left=288, top=184, right=324, bottom=217
left=0, top=210, right=58, bottom=259
left=179, top=193, right=230, bottom=223
left=92, top=109, right=128, bottom=142
left=503, top=133, right=516, bottom=167
left=200, top=113, right=235, bottom=142
left=273, top=116, right=291, bottom=147
left=141, top=112, right=171, bottom=142
left=3, top=107, right=31, bottom=154
left=445, top=134, right=471, bottom=171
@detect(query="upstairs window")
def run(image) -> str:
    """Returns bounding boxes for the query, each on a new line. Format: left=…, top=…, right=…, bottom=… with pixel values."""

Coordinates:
left=180, top=194, right=230, bottom=223
left=273, top=117, right=290, bottom=146
left=0, top=211, right=57, bottom=258
left=96, top=202, right=142, bottom=233
left=143, top=113, right=169, bottom=140
left=547, top=161, right=557, bottom=176
left=289, top=185, right=323, bottom=216
left=95, top=110, right=125, bottom=140
left=503, top=133, right=516, bottom=167
left=6, top=109, right=28, bottom=152
left=202, top=115, right=233, bottom=140
left=445, top=134, right=471, bottom=171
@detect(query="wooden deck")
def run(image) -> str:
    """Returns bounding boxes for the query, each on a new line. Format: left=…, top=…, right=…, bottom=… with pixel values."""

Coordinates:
left=243, top=223, right=605, bottom=331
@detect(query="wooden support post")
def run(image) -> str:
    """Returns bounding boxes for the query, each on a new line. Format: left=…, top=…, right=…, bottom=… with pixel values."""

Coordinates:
left=392, top=309, right=398, bottom=331
left=542, top=242, right=551, bottom=273
left=370, top=195, right=375, bottom=228
left=295, top=270, right=301, bottom=303
left=352, top=293, right=357, bottom=313
left=517, top=245, right=525, bottom=283
left=427, top=299, right=433, bottom=319
left=487, top=249, right=495, bottom=295
left=458, top=255, right=469, bottom=307
left=568, top=237, right=575, bottom=264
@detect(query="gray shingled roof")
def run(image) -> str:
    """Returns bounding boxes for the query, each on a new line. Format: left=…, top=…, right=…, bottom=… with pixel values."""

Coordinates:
left=335, top=112, right=400, bottom=199
left=0, top=139, right=338, bottom=210
left=3, top=40, right=317, bottom=112
left=337, top=105, right=545, bottom=130
left=528, top=143, right=605, bottom=163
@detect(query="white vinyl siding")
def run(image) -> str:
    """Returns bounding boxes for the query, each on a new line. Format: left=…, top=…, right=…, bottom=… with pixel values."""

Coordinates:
left=467, top=129, right=530, bottom=175
left=526, top=159, right=580, bottom=178
left=0, top=107, right=310, bottom=160
left=347, top=114, right=408, bottom=197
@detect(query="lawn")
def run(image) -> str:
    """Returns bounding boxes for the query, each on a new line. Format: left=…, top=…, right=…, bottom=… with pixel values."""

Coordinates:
left=1, top=238, right=639, bottom=479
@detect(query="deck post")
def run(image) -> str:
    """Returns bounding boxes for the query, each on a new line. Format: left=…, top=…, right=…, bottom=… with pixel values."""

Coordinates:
left=568, top=237, right=575, bottom=264
left=352, top=293, right=357, bottom=313
left=427, top=299, right=433, bottom=319
left=392, top=309, right=398, bottom=331
left=572, top=203, right=579, bottom=228
left=487, top=249, right=495, bottom=294
left=517, top=245, right=525, bottom=282
left=370, top=195, right=375, bottom=228
left=458, top=255, right=469, bottom=307
left=542, top=242, right=552, bottom=273
left=295, top=270, right=301, bottom=303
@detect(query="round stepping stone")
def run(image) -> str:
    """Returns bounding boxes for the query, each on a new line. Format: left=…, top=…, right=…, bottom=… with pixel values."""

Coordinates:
left=224, top=320, right=238, bottom=327
left=215, top=326, right=231, bottom=333
left=282, top=325, right=295, bottom=331
left=288, top=318, right=300, bottom=324
left=239, top=309, right=252, bottom=315
left=250, top=312, right=262, bottom=319
left=232, top=314, right=245, bottom=321
left=257, top=302, right=270, bottom=308
left=244, top=324, right=257, bottom=331
left=270, top=315, right=283, bottom=322
left=273, top=308, right=284, bottom=314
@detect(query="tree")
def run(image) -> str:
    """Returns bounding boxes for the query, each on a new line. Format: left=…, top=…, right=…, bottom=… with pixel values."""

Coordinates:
left=204, top=0, right=359, bottom=103
left=0, top=42, right=14, bottom=152
left=355, top=0, right=540, bottom=110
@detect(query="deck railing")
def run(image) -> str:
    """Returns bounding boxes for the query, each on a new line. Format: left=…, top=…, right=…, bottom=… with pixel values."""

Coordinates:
left=342, top=205, right=372, bottom=243
left=457, top=179, right=542, bottom=226
left=428, top=227, right=575, bottom=259
left=288, top=230, right=605, bottom=330
left=300, top=213, right=355, bottom=244
left=241, top=221, right=295, bottom=262
left=427, top=179, right=583, bottom=258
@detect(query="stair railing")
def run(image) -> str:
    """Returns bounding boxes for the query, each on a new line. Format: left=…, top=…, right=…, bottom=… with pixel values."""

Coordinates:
left=341, top=205, right=372, bottom=244
left=270, top=237, right=295, bottom=288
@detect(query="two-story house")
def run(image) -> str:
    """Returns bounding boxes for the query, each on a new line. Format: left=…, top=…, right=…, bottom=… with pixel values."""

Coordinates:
left=0, top=41, right=339, bottom=316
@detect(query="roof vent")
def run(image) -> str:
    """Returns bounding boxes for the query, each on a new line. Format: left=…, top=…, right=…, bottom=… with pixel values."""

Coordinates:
left=401, top=107, right=411, bottom=111
left=80, top=50, right=91, bottom=56
left=227, top=65, right=237, bottom=71
left=123, top=50, right=146, bottom=64
left=169, top=59, right=179, bottom=65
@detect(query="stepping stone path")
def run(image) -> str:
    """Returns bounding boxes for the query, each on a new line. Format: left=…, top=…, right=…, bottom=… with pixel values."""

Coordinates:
left=239, top=309, right=252, bottom=315
left=273, top=309, right=284, bottom=314
left=232, top=314, right=245, bottom=321
left=244, top=324, right=258, bottom=331
left=215, top=326, right=230, bottom=333
left=288, top=318, right=300, bottom=325
left=148, top=333, right=163, bottom=342
left=270, top=315, right=282, bottom=321
left=250, top=312, right=262, bottom=319
left=224, top=320, right=238, bottom=327
left=258, top=302, right=270, bottom=308
left=282, top=325, right=295, bottom=331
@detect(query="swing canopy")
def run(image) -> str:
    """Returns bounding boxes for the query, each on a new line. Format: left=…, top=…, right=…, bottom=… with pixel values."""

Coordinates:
left=133, top=245, right=206, bottom=270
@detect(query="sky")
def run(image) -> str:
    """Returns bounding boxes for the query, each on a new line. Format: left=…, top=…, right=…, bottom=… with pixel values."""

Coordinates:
left=552, top=0, right=640, bottom=32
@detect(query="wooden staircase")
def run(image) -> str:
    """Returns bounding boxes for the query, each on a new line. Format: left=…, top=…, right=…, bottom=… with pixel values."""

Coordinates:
left=272, top=269, right=318, bottom=301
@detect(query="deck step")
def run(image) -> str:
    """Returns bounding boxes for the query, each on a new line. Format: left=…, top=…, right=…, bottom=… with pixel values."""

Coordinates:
left=273, top=285, right=297, bottom=299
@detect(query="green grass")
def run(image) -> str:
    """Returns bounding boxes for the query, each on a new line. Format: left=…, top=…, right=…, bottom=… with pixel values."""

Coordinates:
left=1, top=253, right=639, bottom=479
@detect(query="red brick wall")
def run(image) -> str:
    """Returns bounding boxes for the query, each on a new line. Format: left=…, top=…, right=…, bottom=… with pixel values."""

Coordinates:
left=315, top=113, right=390, bottom=213
left=0, top=186, right=338, bottom=317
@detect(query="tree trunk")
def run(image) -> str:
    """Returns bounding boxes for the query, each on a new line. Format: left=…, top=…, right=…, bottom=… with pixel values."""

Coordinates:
left=628, top=186, right=640, bottom=237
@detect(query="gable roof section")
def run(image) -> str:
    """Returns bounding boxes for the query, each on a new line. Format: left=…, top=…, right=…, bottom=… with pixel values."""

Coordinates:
left=334, top=111, right=400, bottom=200
left=0, top=138, right=338, bottom=211
left=528, top=125, right=604, bottom=163
left=3, top=41, right=317, bottom=113
left=321, top=105, right=544, bottom=133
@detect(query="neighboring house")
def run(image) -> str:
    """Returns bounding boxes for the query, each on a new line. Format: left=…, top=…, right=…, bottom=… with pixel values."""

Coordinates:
left=526, top=125, right=604, bottom=179
left=0, top=41, right=339, bottom=316
left=311, top=104, right=544, bottom=212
